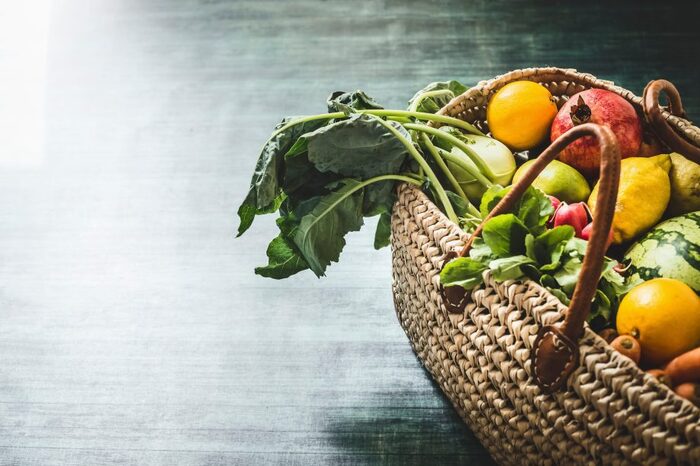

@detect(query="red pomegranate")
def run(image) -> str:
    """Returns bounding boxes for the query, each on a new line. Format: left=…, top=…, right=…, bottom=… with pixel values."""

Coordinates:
left=550, top=89, right=642, bottom=175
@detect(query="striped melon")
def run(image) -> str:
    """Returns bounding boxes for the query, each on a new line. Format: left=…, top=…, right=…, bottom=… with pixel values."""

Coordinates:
left=625, top=211, right=700, bottom=292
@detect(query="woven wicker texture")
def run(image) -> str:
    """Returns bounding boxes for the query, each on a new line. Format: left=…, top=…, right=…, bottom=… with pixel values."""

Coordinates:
left=391, top=68, right=700, bottom=465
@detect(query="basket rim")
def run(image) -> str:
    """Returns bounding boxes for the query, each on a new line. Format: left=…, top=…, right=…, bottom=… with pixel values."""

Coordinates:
left=438, top=66, right=700, bottom=146
left=414, top=67, right=700, bottom=414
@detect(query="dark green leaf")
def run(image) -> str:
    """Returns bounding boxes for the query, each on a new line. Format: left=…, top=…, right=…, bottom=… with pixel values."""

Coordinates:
left=408, top=80, right=468, bottom=114
left=592, top=288, right=612, bottom=322
left=479, top=185, right=509, bottom=219
left=481, top=213, right=528, bottom=257
left=282, top=151, right=340, bottom=199
left=540, top=273, right=559, bottom=289
left=521, top=263, right=541, bottom=281
left=236, top=190, right=259, bottom=237
left=374, top=212, right=392, bottom=250
left=301, top=114, right=410, bottom=179
left=363, top=180, right=395, bottom=217
left=236, top=116, right=329, bottom=235
left=548, top=287, right=571, bottom=305
left=446, top=191, right=471, bottom=218
left=255, top=235, right=309, bottom=279
left=291, top=179, right=365, bottom=276
left=236, top=191, right=285, bottom=237
left=327, top=90, right=383, bottom=114
left=440, top=257, right=488, bottom=289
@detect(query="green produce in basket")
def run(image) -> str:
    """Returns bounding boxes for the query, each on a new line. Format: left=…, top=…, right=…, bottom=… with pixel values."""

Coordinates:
left=511, top=159, right=590, bottom=204
left=436, top=129, right=515, bottom=202
left=440, top=185, right=638, bottom=325
left=236, top=84, right=513, bottom=279
left=625, top=211, right=700, bottom=292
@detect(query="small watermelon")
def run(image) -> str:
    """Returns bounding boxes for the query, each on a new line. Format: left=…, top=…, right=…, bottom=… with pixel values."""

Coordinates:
left=624, top=211, right=700, bottom=292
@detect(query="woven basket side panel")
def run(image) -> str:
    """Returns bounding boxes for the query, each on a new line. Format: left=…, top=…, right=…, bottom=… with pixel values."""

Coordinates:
left=391, top=183, right=700, bottom=465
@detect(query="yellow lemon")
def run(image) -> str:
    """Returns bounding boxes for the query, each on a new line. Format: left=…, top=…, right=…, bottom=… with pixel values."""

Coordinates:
left=486, top=81, right=558, bottom=151
left=588, top=155, right=671, bottom=244
left=617, top=278, right=700, bottom=367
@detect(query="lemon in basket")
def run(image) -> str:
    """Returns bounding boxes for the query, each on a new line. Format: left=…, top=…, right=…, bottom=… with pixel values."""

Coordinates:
left=486, top=81, right=558, bottom=151
left=616, top=278, right=700, bottom=367
left=588, top=155, right=671, bottom=244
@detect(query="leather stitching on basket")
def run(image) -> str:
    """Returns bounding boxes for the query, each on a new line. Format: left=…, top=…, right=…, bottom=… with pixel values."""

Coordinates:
left=443, top=286, right=469, bottom=314
left=533, top=328, right=576, bottom=391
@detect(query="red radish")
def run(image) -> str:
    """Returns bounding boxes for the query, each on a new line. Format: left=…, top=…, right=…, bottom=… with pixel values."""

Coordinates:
left=551, top=89, right=642, bottom=175
left=552, top=202, right=588, bottom=237
left=547, top=196, right=562, bottom=227
left=580, top=222, right=614, bottom=250
left=549, top=195, right=561, bottom=212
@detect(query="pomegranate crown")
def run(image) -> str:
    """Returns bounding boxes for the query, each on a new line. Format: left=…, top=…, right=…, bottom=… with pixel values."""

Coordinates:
left=570, top=96, right=591, bottom=125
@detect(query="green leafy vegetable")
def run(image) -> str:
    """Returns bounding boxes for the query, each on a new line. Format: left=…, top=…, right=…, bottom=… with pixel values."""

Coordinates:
left=440, top=185, right=637, bottom=327
left=489, top=255, right=534, bottom=281
left=327, top=90, right=383, bottom=114
left=408, top=80, right=468, bottom=114
left=302, top=114, right=410, bottom=179
left=374, top=212, right=392, bottom=250
left=363, top=181, right=395, bottom=217
left=237, top=117, right=330, bottom=236
left=445, top=191, right=472, bottom=218
left=440, top=257, right=488, bottom=289
left=525, top=226, right=574, bottom=271
left=479, top=185, right=554, bottom=233
left=255, top=235, right=309, bottom=279
left=482, top=214, right=528, bottom=257
left=552, top=255, right=583, bottom=294
left=291, top=179, right=366, bottom=276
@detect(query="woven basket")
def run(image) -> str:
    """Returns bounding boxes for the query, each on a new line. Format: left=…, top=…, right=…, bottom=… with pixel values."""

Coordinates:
left=391, top=67, right=700, bottom=465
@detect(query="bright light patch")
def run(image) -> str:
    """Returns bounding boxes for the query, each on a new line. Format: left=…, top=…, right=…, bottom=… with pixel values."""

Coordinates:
left=0, top=1, right=52, bottom=167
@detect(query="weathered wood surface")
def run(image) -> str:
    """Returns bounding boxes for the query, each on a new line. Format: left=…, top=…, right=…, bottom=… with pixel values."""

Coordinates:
left=0, top=0, right=697, bottom=464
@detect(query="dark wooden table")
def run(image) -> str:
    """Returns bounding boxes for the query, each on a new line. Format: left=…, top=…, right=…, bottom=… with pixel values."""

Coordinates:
left=0, top=1, right=698, bottom=464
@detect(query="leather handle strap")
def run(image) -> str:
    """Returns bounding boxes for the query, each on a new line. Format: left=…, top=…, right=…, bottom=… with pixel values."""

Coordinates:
left=643, top=79, right=700, bottom=164
left=442, top=123, right=621, bottom=393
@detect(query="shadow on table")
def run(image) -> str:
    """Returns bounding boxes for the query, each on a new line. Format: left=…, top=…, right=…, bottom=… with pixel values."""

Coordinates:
left=326, top=374, right=496, bottom=466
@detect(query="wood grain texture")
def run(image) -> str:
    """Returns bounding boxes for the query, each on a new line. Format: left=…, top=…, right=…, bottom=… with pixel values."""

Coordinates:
left=0, top=0, right=698, bottom=464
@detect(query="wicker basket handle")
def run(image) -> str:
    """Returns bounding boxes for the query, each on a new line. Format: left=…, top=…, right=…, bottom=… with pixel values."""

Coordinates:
left=442, top=123, right=621, bottom=393
left=643, top=79, right=700, bottom=163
